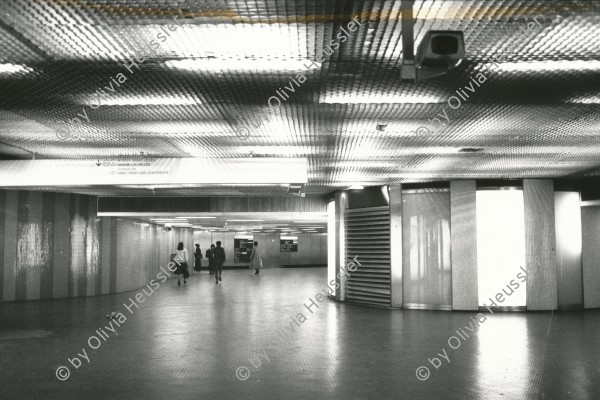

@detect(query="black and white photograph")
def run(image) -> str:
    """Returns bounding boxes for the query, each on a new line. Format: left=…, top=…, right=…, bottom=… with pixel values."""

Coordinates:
left=0, top=1, right=599, bottom=399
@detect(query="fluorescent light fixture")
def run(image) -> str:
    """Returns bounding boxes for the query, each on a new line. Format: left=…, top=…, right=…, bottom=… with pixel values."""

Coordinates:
left=280, top=236, right=298, bottom=240
left=496, top=60, right=600, bottom=73
left=0, top=63, right=33, bottom=75
left=175, top=216, right=217, bottom=219
left=320, top=93, right=443, bottom=104
left=227, top=219, right=264, bottom=222
left=348, top=185, right=365, bottom=190
left=166, top=58, right=318, bottom=73
left=80, top=96, right=202, bottom=106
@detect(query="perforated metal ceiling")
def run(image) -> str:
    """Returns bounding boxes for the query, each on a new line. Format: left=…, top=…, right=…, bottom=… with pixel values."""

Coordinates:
left=0, top=0, right=599, bottom=196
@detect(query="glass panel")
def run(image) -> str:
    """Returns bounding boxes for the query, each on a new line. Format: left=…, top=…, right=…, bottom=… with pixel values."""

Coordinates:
left=402, top=191, right=452, bottom=308
left=476, top=190, right=526, bottom=307
left=554, top=192, right=583, bottom=306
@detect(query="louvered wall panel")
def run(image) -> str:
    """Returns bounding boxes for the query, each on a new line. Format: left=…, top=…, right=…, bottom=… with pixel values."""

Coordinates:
left=345, top=206, right=391, bottom=307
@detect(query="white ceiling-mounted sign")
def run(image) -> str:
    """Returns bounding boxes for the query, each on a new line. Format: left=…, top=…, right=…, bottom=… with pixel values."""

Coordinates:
left=0, top=158, right=308, bottom=186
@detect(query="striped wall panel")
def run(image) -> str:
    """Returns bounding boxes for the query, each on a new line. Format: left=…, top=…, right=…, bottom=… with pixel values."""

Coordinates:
left=345, top=206, right=391, bottom=307
left=0, top=189, right=190, bottom=302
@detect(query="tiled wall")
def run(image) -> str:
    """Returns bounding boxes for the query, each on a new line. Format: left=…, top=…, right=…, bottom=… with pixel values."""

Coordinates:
left=0, top=190, right=190, bottom=302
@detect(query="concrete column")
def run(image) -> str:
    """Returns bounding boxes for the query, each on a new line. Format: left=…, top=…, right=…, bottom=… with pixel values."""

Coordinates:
left=523, top=179, right=558, bottom=310
left=389, top=185, right=403, bottom=308
left=450, top=180, right=479, bottom=310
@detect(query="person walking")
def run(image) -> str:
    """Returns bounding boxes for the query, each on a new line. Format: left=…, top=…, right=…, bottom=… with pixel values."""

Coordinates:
left=213, top=241, right=226, bottom=284
left=249, top=241, right=263, bottom=275
left=193, top=243, right=203, bottom=272
left=206, top=244, right=215, bottom=275
left=174, top=241, right=190, bottom=286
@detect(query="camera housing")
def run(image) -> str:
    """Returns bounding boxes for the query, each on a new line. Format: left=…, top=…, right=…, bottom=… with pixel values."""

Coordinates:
left=415, top=30, right=465, bottom=79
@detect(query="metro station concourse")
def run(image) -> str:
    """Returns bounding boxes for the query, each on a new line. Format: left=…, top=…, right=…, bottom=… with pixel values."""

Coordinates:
left=0, top=1, right=599, bottom=400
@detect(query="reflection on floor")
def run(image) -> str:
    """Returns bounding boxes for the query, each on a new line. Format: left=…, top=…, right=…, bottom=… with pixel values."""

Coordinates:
left=0, top=268, right=598, bottom=400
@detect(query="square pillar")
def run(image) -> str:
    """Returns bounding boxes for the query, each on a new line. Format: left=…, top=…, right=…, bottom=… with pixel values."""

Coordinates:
left=389, top=185, right=403, bottom=308
left=523, top=179, right=558, bottom=310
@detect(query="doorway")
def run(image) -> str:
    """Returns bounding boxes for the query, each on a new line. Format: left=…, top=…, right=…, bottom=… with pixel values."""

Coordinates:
left=476, top=189, right=527, bottom=307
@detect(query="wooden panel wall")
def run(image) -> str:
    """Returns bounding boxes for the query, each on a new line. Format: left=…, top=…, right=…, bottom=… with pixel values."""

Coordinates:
left=523, top=179, right=558, bottom=311
left=450, top=180, right=479, bottom=310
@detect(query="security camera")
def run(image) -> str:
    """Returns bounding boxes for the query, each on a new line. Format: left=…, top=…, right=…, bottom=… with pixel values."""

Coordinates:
left=163, top=225, right=172, bottom=232
left=415, top=30, right=465, bottom=79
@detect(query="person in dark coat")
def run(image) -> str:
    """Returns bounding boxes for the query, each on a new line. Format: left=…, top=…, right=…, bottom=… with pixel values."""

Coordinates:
left=213, top=241, right=226, bottom=284
left=193, top=244, right=203, bottom=272
left=206, top=244, right=215, bottom=275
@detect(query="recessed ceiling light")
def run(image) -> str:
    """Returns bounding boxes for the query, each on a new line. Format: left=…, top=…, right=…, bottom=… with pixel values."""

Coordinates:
left=496, top=60, right=600, bottom=73
left=0, top=63, right=33, bottom=75
left=165, top=59, right=319, bottom=73
left=320, top=93, right=443, bottom=104
left=568, top=95, right=600, bottom=104
left=348, top=185, right=364, bottom=190
left=80, top=96, right=202, bottom=106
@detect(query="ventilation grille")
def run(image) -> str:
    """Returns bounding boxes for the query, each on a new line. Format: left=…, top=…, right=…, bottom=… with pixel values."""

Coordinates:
left=345, top=206, right=391, bottom=307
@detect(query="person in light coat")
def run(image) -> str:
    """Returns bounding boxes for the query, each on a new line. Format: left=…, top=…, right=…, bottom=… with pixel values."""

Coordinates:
left=174, top=242, right=190, bottom=286
left=249, top=241, right=262, bottom=275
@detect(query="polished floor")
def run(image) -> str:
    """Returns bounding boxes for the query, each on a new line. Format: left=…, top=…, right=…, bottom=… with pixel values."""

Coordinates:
left=0, top=268, right=598, bottom=400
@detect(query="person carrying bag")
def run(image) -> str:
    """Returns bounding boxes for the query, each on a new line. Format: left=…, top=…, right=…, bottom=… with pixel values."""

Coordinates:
left=174, top=242, right=190, bottom=286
